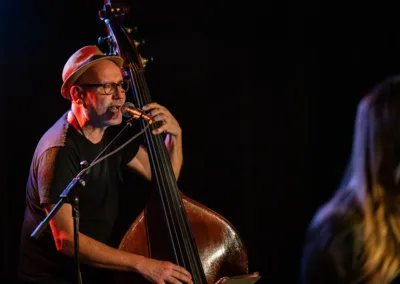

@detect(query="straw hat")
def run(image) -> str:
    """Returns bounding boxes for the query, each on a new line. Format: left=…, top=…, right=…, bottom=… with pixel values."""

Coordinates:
left=61, top=45, right=124, bottom=99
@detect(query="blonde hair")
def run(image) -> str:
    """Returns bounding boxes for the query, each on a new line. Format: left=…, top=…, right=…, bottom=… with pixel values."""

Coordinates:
left=361, top=186, right=400, bottom=283
left=334, top=78, right=400, bottom=283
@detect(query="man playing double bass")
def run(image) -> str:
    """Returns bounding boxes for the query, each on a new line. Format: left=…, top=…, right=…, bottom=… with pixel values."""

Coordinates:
left=17, top=45, right=193, bottom=284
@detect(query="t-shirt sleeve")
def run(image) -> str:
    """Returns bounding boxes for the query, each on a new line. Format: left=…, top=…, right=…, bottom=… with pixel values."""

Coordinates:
left=37, top=146, right=80, bottom=205
left=300, top=213, right=358, bottom=284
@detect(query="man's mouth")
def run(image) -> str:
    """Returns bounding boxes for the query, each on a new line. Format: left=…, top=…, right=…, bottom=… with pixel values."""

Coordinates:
left=108, top=105, right=121, bottom=113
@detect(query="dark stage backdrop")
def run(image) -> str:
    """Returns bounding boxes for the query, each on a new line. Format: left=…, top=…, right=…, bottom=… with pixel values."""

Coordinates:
left=2, top=0, right=400, bottom=283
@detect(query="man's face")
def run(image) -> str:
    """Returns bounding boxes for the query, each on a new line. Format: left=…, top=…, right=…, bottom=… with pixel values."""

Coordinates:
left=77, top=59, right=126, bottom=127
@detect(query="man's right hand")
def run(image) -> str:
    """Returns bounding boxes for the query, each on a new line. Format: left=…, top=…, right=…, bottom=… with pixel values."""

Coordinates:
left=137, top=257, right=193, bottom=284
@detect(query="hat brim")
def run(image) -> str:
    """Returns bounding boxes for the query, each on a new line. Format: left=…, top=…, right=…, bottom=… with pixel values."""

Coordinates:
left=61, top=56, right=124, bottom=100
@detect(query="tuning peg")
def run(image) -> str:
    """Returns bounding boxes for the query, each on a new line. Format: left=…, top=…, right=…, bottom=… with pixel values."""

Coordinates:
left=134, top=39, right=146, bottom=47
left=140, top=55, right=154, bottom=67
left=97, top=36, right=116, bottom=55
left=98, top=36, right=110, bottom=46
left=125, top=26, right=139, bottom=32
left=141, top=56, right=149, bottom=67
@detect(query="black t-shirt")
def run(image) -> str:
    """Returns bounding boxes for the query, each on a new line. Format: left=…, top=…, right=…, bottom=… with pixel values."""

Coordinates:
left=17, top=112, right=142, bottom=284
left=300, top=203, right=400, bottom=284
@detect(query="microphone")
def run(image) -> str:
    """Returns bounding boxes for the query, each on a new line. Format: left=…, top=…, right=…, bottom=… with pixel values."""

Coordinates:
left=121, top=102, right=152, bottom=123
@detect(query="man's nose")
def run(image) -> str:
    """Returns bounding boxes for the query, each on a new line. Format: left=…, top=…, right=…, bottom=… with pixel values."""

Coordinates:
left=113, top=86, right=125, bottom=99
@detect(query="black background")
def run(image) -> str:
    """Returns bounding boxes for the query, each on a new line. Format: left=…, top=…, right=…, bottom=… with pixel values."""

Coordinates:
left=2, top=1, right=400, bottom=283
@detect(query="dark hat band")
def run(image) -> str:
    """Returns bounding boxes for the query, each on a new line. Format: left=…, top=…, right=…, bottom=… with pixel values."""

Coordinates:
left=76, top=54, right=109, bottom=70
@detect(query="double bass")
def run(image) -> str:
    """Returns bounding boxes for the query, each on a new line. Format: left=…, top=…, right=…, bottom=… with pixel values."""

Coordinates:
left=97, top=1, right=261, bottom=283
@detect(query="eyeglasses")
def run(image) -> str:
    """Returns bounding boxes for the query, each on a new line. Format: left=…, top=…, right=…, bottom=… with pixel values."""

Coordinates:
left=78, top=80, right=130, bottom=95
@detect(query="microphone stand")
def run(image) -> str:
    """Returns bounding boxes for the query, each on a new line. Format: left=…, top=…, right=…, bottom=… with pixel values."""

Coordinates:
left=30, top=118, right=140, bottom=284
left=30, top=161, right=89, bottom=284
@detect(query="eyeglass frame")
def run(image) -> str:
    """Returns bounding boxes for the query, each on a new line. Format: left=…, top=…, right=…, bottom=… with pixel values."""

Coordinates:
left=78, top=79, right=130, bottom=95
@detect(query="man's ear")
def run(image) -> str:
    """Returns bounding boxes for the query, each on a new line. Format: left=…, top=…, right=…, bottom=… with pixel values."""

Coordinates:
left=70, top=86, right=85, bottom=104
